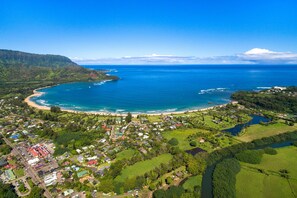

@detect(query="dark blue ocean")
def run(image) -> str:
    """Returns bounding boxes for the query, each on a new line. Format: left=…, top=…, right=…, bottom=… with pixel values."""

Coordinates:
left=31, top=65, right=297, bottom=114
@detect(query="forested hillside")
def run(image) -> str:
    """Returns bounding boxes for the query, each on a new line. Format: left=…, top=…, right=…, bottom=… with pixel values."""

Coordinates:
left=231, top=87, right=297, bottom=113
left=0, top=49, right=118, bottom=97
left=0, top=49, right=77, bottom=67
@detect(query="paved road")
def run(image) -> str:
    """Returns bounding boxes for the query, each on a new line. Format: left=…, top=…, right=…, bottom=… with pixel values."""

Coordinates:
left=1, top=132, right=52, bottom=198
left=12, top=176, right=31, bottom=197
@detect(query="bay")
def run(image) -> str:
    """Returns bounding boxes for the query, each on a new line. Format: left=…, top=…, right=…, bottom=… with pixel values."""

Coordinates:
left=31, top=65, right=297, bottom=114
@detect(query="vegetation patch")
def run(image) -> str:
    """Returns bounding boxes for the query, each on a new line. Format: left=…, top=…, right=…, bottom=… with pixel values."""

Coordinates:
left=163, top=128, right=210, bottom=150
left=235, top=150, right=264, bottom=164
left=115, top=149, right=137, bottom=161
left=237, top=121, right=297, bottom=142
left=213, top=158, right=241, bottom=198
left=263, top=147, right=277, bottom=155
left=182, top=175, right=202, bottom=191
left=232, top=87, right=297, bottom=113
left=115, top=154, right=173, bottom=182
left=236, top=146, right=297, bottom=198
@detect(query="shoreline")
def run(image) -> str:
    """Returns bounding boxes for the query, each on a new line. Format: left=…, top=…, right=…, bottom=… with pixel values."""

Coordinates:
left=24, top=88, right=230, bottom=117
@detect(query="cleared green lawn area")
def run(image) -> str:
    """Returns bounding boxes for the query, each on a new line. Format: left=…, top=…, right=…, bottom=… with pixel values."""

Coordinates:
left=236, top=146, right=297, bottom=198
left=115, top=149, right=136, bottom=161
left=236, top=168, right=294, bottom=198
left=237, top=122, right=297, bottom=142
left=246, top=146, right=297, bottom=178
left=13, top=169, right=25, bottom=178
left=115, top=154, right=173, bottom=182
left=182, top=175, right=203, bottom=191
left=203, top=115, right=249, bottom=130
left=162, top=128, right=209, bottom=150
left=147, top=115, right=162, bottom=122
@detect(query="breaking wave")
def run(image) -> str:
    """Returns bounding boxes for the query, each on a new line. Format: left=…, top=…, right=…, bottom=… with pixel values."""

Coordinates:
left=198, top=88, right=228, bottom=95
left=93, top=80, right=112, bottom=86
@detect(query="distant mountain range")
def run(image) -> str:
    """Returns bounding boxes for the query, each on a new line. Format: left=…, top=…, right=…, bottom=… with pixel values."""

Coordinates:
left=0, top=49, right=118, bottom=97
left=0, top=49, right=78, bottom=68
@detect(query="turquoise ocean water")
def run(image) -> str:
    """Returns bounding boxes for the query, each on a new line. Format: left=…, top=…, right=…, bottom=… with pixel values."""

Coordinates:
left=31, top=65, right=297, bottom=114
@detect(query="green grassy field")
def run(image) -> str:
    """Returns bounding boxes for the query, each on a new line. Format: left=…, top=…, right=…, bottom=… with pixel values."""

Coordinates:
left=115, top=154, right=173, bottom=182
left=163, top=128, right=235, bottom=151
left=13, top=168, right=25, bottom=178
left=115, top=149, right=137, bottom=161
left=236, top=146, right=297, bottom=198
left=203, top=114, right=251, bottom=130
left=162, top=128, right=208, bottom=150
left=182, top=175, right=203, bottom=191
left=237, top=121, right=297, bottom=142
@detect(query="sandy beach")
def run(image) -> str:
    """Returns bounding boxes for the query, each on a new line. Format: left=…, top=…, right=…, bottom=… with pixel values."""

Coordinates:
left=24, top=89, right=50, bottom=111
left=24, top=88, right=228, bottom=117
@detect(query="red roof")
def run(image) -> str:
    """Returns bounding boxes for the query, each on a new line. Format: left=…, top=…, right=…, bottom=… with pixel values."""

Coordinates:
left=87, top=160, right=98, bottom=165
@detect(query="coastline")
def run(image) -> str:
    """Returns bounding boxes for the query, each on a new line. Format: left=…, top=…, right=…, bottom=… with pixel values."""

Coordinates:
left=24, top=88, right=51, bottom=111
left=24, top=88, right=229, bottom=117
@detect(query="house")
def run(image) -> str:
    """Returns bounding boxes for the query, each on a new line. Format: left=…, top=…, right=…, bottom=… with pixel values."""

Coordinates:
left=99, top=138, right=106, bottom=143
left=28, top=158, right=40, bottom=166
left=199, top=138, right=205, bottom=143
left=76, top=149, right=82, bottom=154
left=10, top=133, right=20, bottom=140
left=87, top=160, right=97, bottom=166
left=44, top=172, right=57, bottom=186
left=104, top=157, right=111, bottom=163
left=87, top=156, right=97, bottom=161
left=5, top=169, right=16, bottom=181
left=82, top=146, right=88, bottom=151
left=77, top=155, right=84, bottom=163
left=77, top=170, right=88, bottom=178
left=139, top=147, right=147, bottom=155
left=63, top=189, right=74, bottom=197
left=0, top=158, right=8, bottom=167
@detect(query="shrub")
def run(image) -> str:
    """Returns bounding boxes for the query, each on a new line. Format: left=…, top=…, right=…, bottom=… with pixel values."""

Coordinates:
left=235, top=150, right=264, bottom=164
left=50, top=106, right=61, bottom=113
left=189, top=141, right=197, bottom=147
left=165, top=177, right=173, bottom=185
left=293, top=141, right=297, bottom=147
left=153, top=189, right=166, bottom=198
left=264, top=147, right=277, bottom=155
left=149, top=183, right=156, bottom=191
left=168, top=138, right=179, bottom=146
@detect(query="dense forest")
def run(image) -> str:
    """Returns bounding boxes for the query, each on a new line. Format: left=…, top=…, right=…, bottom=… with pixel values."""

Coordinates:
left=0, top=49, right=118, bottom=97
left=231, top=87, right=297, bottom=113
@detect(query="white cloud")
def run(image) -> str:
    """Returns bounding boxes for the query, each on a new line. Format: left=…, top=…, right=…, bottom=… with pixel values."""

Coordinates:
left=71, top=48, right=297, bottom=65
left=239, top=48, right=297, bottom=64
left=244, top=48, right=274, bottom=55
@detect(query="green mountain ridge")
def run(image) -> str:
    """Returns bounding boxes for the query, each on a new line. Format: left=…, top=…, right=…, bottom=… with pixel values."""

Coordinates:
left=0, top=49, right=78, bottom=68
left=0, top=49, right=118, bottom=97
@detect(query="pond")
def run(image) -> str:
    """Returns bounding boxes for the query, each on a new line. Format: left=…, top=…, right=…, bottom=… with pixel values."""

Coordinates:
left=185, top=147, right=207, bottom=155
left=223, top=115, right=271, bottom=136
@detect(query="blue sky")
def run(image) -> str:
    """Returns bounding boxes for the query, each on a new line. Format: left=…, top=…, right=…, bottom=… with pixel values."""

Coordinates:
left=1, top=0, right=297, bottom=64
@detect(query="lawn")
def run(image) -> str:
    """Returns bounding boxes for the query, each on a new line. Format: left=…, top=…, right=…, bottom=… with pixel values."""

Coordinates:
left=182, top=175, right=203, bottom=191
left=163, top=128, right=235, bottom=151
left=203, top=115, right=249, bottom=130
left=115, top=153, right=173, bottom=182
left=13, top=168, right=25, bottom=178
left=236, top=146, right=297, bottom=198
left=162, top=128, right=209, bottom=150
left=115, top=149, right=137, bottom=161
left=236, top=121, right=297, bottom=142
